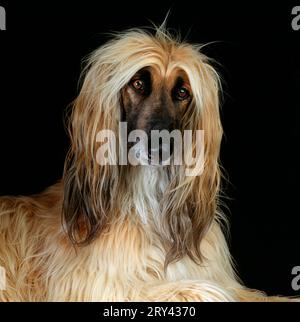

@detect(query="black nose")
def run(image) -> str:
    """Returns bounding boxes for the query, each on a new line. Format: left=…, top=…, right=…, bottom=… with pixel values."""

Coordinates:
left=149, top=120, right=175, bottom=133
left=147, top=119, right=175, bottom=164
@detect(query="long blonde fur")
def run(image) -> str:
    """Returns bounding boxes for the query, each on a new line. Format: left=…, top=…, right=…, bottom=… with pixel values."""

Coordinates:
left=0, top=26, right=291, bottom=301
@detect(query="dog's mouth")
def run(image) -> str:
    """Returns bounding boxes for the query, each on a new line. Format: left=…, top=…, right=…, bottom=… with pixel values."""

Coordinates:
left=147, top=141, right=173, bottom=165
left=127, top=139, right=173, bottom=166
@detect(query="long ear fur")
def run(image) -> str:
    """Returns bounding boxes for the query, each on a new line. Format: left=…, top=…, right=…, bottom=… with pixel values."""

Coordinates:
left=62, top=44, right=122, bottom=245
left=160, top=48, right=223, bottom=267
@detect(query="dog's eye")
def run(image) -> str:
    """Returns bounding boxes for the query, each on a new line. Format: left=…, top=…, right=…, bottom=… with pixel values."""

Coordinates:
left=131, top=79, right=145, bottom=92
left=176, top=87, right=190, bottom=101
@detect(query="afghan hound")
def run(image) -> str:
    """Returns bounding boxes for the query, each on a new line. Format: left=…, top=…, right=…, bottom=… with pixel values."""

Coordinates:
left=0, top=26, right=291, bottom=301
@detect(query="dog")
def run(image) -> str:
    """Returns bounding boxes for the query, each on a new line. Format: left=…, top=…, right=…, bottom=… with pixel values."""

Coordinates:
left=0, top=26, right=291, bottom=301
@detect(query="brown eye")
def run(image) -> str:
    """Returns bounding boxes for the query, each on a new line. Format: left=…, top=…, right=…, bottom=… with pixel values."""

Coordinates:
left=131, top=79, right=144, bottom=92
left=176, top=87, right=190, bottom=100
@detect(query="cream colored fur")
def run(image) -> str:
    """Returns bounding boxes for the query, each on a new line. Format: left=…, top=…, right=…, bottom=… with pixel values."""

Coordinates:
left=0, top=180, right=287, bottom=302
left=0, top=27, right=292, bottom=302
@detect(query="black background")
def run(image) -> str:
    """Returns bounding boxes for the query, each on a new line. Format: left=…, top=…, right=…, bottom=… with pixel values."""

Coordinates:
left=0, top=1, right=299, bottom=297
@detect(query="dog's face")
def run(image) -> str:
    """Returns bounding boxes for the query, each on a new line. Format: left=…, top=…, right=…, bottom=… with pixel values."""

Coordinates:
left=121, top=66, right=193, bottom=161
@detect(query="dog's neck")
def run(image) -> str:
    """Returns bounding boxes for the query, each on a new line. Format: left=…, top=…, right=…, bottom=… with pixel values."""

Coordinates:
left=127, top=166, right=169, bottom=224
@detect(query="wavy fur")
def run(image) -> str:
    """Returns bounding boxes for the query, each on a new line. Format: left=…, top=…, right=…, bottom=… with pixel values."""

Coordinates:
left=0, top=26, right=292, bottom=301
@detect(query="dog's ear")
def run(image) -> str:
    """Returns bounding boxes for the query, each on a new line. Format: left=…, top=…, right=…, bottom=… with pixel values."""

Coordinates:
left=62, top=55, right=121, bottom=246
left=62, top=152, right=113, bottom=245
left=162, top=56, right=223, bottom=267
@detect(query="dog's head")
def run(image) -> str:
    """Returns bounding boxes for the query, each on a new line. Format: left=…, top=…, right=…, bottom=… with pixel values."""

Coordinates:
left=63, top=27, right=223, bottom=266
